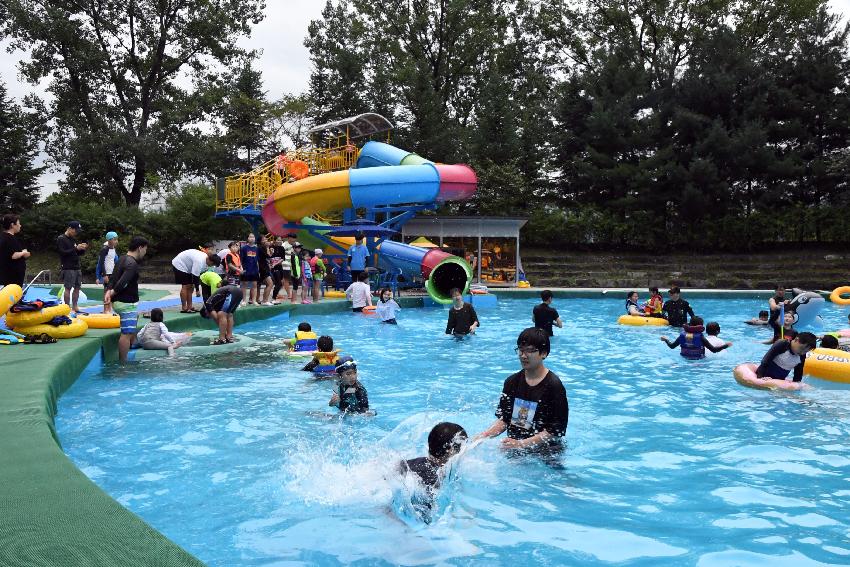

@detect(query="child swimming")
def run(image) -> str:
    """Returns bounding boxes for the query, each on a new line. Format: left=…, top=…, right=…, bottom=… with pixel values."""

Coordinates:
left=397, top=422, right=468, bottom=523
left=302, top=335, right=340, bottom=375
left=329, top=358, right=369, bottom=413
left=745, top=310, right=770, bottom=326
left=284, top=321, right=318, bottom=352
left=376, top=287, right=401, bottom=324
left=645, top=287, right=663, bottom=317
left=660, top=317, right=732, bottom=359
left=765, top=310, right=797, bottom=344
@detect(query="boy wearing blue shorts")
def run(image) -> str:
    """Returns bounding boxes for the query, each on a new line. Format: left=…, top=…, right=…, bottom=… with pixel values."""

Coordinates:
left=104, top=236, right=149, bottom=362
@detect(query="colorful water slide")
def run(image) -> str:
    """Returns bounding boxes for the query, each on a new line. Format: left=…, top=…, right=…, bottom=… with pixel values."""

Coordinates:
left=262, top=141, right=477, bottom=302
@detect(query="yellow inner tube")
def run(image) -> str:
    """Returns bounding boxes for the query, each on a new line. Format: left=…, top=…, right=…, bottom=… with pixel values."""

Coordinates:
left=804, top=348, right=850, bottom=383
left=16, top=317, right=88, bottom=339
left=829, top=286, right=850, bottom=306
left=325, top=290, right=346, bottom=298
left=0, top=284, right=23, bottom=318
left=617, top=314, right=668, bottom=326
left=6, top=304, right=71, bottom=328
left=78, top=313, right=121, bottom=329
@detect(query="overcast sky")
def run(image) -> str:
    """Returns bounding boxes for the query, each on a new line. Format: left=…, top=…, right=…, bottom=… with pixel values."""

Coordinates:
left=1, top=0, right=848, bottom=196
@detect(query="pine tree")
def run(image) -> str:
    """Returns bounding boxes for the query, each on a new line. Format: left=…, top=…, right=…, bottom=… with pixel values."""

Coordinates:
left=0, top=81, right=45, bottom=212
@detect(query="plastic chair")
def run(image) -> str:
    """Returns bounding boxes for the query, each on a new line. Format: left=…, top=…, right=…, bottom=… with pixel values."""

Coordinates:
left=333, top=266, right=352, bottom=291
left=376, top=268, right=401, bottom=297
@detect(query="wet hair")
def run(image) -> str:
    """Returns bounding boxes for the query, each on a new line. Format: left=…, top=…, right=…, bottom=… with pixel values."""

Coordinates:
left=150, top=308, right=164, bottom=323
left=649, top=286, right=659, bottom=294
left=128, top=236, right=149, bottom=251
left=796, top=332, right=817, bottom=348
left=449, top=287, right=462, bottom=298
left=706, top=322, right=720, bottom=336
left=517, top=327, right=550, bottom=356
left=297, top=322, right=311, bottom=332
left=317, top=335, right=334, bottom=352
left=428, top=422, right=468, bottom=460
left=820, top=335, right=839, bottom=349
left=1, top=214, right=19, bottom=230
left=669, top=286, right=681, bottom=295
left=626, top=291, right=637, bottom=299
left=207, top=252, right=221, bottom=266
left=541, top=290, right=553, bottom=302
left=357, top=271, right=369, bottom=282
left=689, top=316, right=704, bottom=327
left=758, top=310, right=769, bottom=319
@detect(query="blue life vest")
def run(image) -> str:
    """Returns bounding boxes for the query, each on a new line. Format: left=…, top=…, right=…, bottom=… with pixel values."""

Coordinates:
left=293, top=330, right=318, bottom=352
left=679, top=324, right=705, bottom=360
left=625, top=299, right=640, bottom=314
left=312, top=364, right=336, bottom=376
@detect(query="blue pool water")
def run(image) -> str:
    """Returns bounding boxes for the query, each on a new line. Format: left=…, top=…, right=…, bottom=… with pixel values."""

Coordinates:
left=57, top=297, right=850, bottom=566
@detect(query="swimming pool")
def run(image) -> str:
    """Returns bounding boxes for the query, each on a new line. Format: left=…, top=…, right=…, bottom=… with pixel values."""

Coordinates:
left=57, top=297, right=850, bottom=565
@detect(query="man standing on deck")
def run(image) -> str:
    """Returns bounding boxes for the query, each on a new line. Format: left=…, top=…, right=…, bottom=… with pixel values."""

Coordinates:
left=347, top=233, right=370, bottom=283
left=57, top=220, right=88, bottom=313
left=104, top=236, right=149, bottom=363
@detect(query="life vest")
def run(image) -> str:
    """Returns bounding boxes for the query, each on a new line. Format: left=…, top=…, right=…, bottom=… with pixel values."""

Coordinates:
left=625, top=299, right=640, bottom=314
left=293, top=330, right=318, bottom=352
left=679, top=324, right=705, bottom=360
left=646, top=295, right=663, bottom=314
left=314, top=350, right=339, bottom=365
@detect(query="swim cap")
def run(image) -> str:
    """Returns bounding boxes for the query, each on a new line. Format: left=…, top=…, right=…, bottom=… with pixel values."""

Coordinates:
left=199, top=271, right=221, bottom=294
left=335, top=357, right=357, bottom=374
left=105, top=231, right=118, bottom=240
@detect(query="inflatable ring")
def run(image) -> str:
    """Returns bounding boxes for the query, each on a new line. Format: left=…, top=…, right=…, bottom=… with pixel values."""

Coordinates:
left=325, top=290, right=346, bottom=298
left=0, top=284, right=23, bottom=318
left=829, top=286, right=850, bottom=305
left=733, top=362, right=806, bottom=391
left=804, top=348, right=850, bottom=384
left=16, top=317, right=88, bottom=339
left=6, top=304, right=71, bottom=328
left=617, top=314, right=668, bottom=326
left=362, top=305, right=376, bottom=314
left=78, top=313, right=120, bottom=329
left=284, top=350, right=315, bottom=359
left=517, top=280, right=531, bottom=288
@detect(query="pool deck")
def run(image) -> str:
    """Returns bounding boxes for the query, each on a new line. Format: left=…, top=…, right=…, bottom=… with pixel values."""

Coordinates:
left=0, top=286, right=788, bottom=564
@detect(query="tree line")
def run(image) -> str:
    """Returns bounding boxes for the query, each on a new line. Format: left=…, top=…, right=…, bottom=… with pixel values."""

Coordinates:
left=1, top=0, right=849, bottom=250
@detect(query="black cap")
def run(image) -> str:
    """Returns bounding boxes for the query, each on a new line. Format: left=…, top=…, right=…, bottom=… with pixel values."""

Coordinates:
left=68, top=220, right=82, bottom=230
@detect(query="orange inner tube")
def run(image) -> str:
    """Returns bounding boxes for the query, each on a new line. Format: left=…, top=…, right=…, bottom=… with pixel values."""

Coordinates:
left=830, top=286, right=850, bottom=306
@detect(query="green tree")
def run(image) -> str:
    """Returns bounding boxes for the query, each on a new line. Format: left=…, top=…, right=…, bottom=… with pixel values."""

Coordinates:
left=0, top=80, right=45, bottom=212
left=2, top=0, right=264, bottom=206
left=221, top=59, right=268, bottom=172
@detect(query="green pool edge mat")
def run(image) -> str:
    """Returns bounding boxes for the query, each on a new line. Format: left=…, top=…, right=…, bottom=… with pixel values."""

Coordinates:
left=0, top=297, right=394, bottom=566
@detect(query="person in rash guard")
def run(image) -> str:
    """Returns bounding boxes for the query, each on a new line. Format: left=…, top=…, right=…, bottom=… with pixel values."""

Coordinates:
left=329, top=357, right=369, bottom=413
left=397, top=422, right=468, bottom=523
left=662, top=286, right=695, bottom=327
left=755, top=332, right=817, bottom=383
left=104, top=236, right=149, bottom=363
left=478, top=328, right=568, bottom=451
left=532, top=290, right=563, bottom=336
left=660, top=316, right=732, bottom=359
left=445, top=287, right=479, bottom=335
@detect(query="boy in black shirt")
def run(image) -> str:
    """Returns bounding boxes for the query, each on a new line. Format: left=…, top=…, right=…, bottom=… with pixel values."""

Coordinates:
left=398, top=422, right=468, bottom=523
left=662, top=286, right=695, bottom=327
left=445, top=287, right=479, bottom=335
left=104, top=236, right=149, bottom=362
left=329, top=358, right=369, bottom=413
left=478, top=328, right=568, bottom=450
left=532, top=290, right=563, bottom=337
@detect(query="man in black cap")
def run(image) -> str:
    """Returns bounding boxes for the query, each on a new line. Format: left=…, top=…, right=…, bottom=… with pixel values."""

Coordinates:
left=57, top=220, right=88, bottom=312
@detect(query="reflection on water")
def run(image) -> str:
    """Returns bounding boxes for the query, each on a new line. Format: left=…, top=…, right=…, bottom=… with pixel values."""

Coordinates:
left=57, top=299, right=850, bottom=565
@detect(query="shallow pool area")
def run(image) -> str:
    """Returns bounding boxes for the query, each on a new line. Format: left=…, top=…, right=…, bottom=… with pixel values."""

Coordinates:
left=56, top=297, right=850, bottom=566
